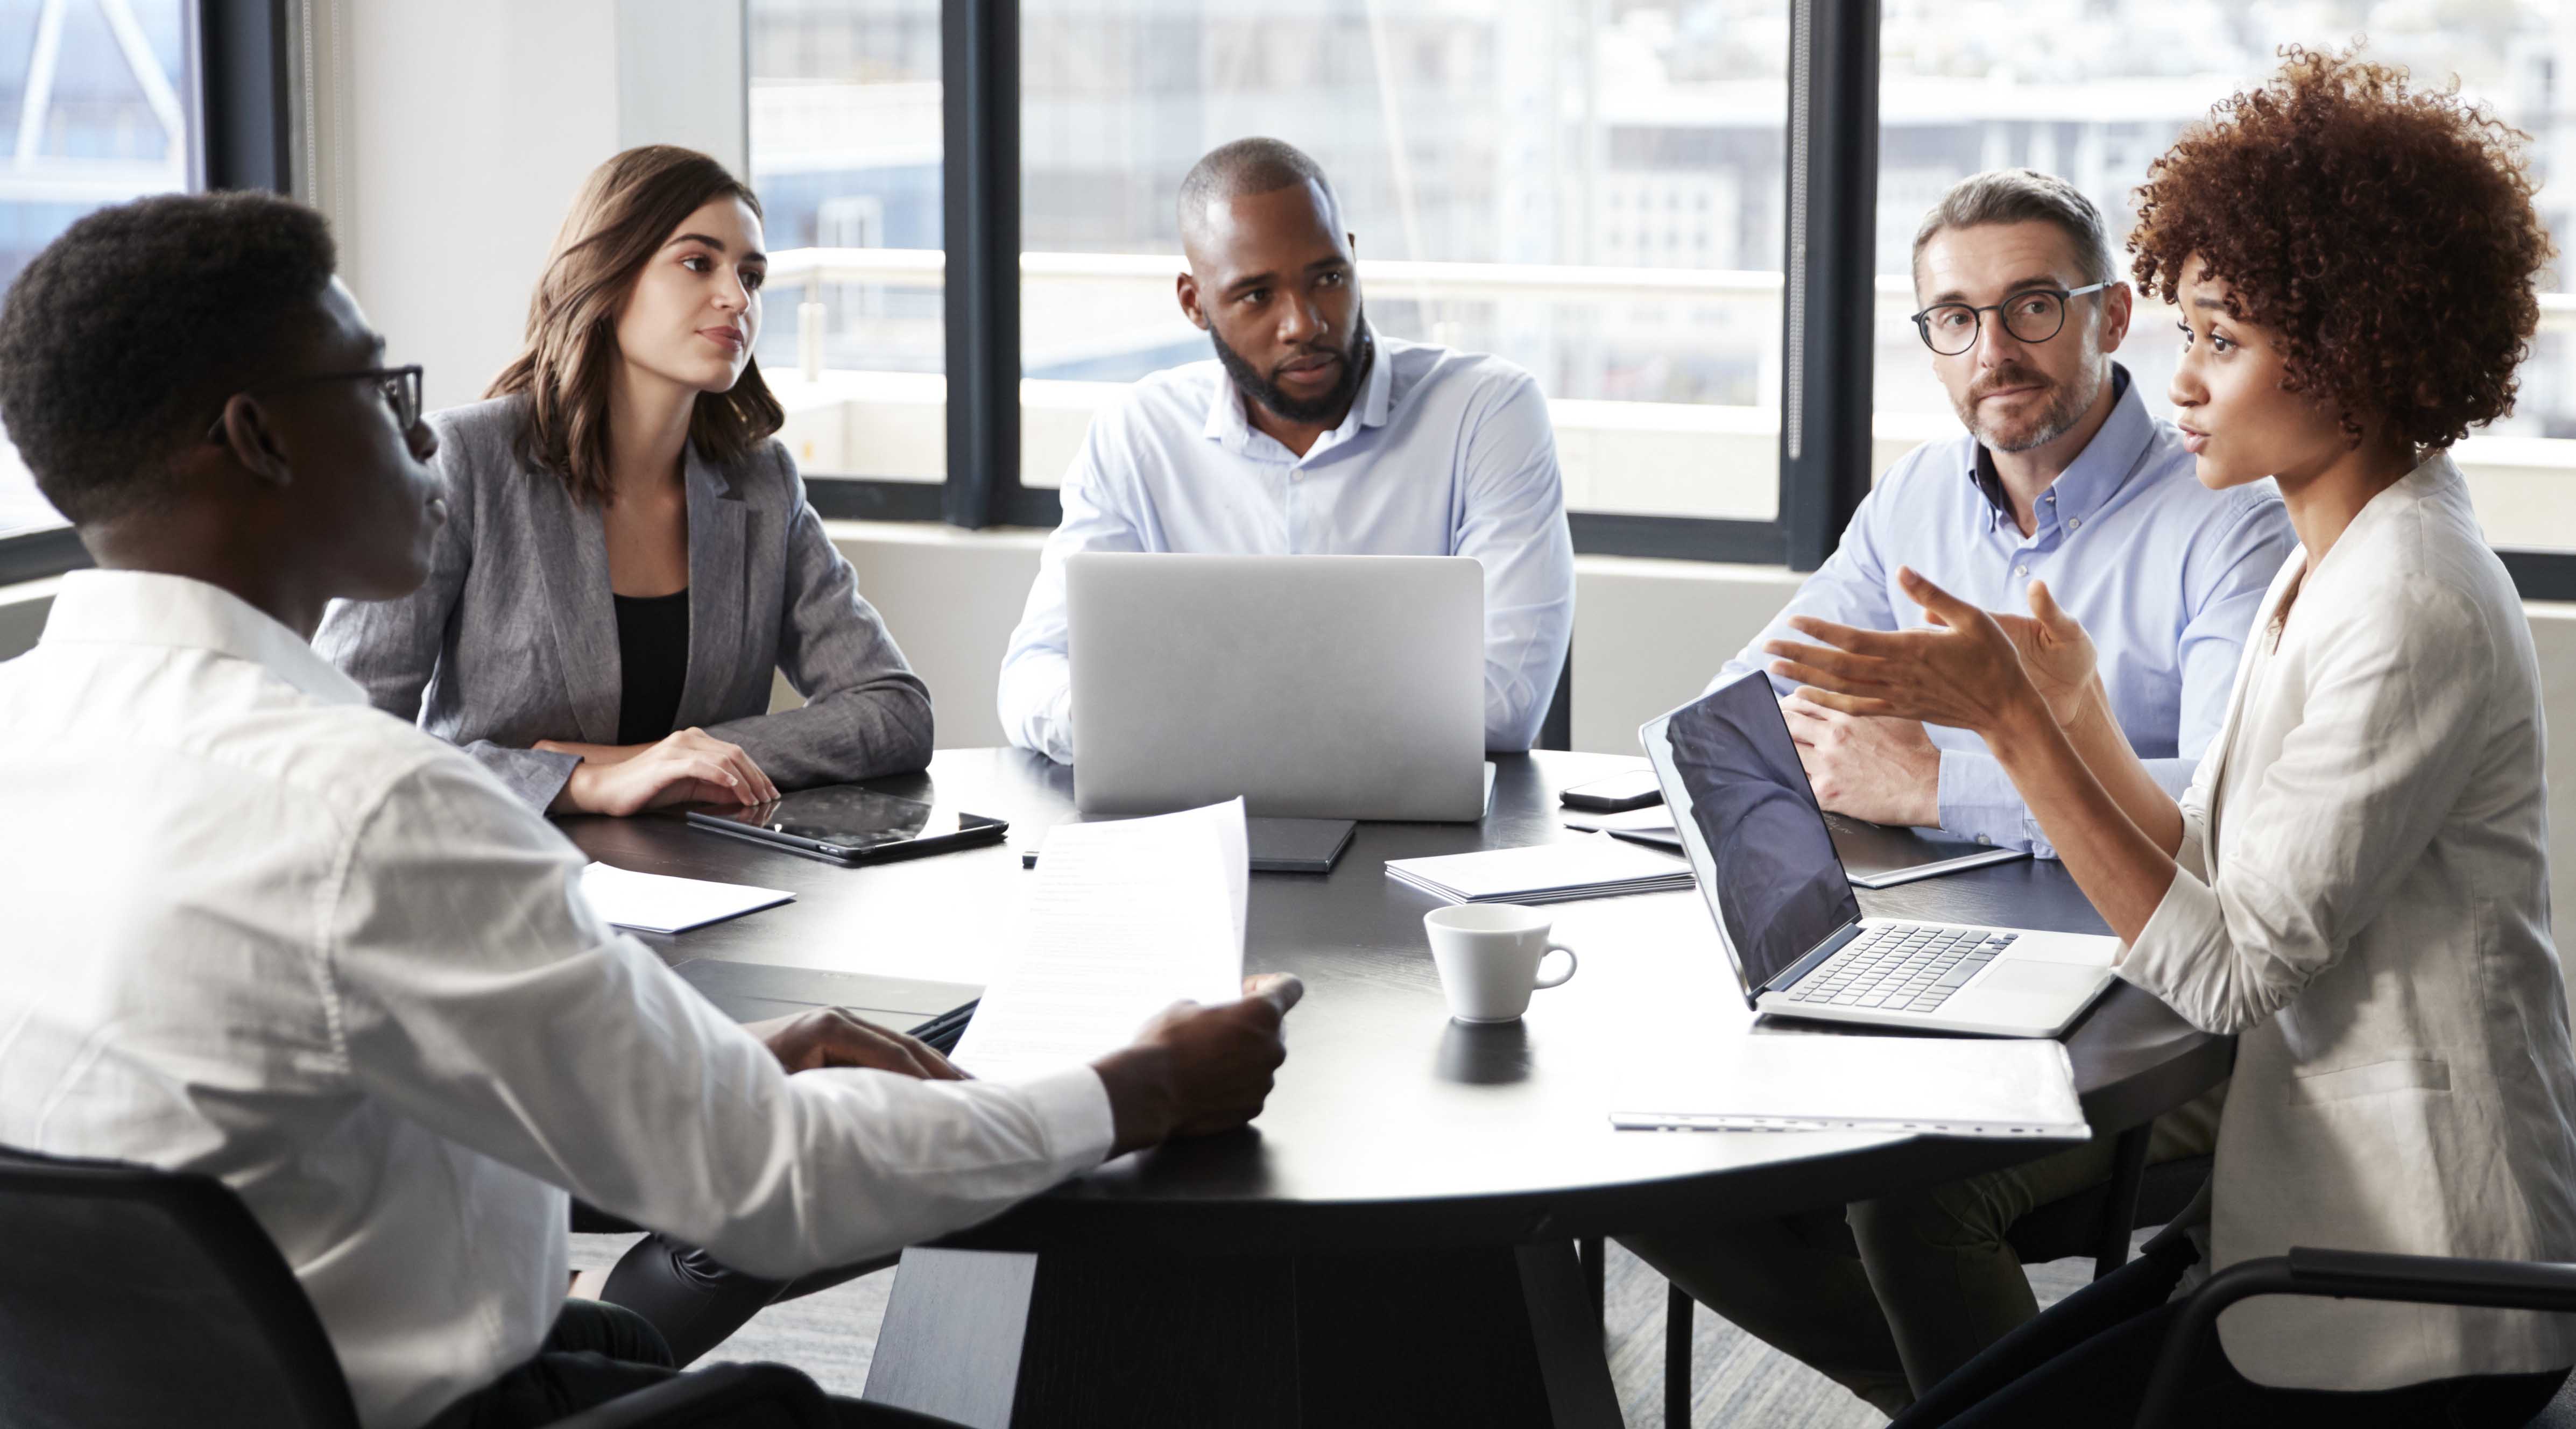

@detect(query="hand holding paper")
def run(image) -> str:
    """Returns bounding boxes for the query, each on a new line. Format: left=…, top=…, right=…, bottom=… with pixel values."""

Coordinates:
left=954, top=800, right=1302, bottom=1154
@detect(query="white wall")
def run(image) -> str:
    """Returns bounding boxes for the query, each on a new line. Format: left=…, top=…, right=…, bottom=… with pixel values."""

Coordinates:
left=315, top=0, right=747, bottom=413
left=323, top=1, right=620, bottom=412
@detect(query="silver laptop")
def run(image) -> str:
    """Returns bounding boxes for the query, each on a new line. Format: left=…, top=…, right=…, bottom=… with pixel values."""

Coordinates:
left=1641, top=674, right=2118, bottom=1037
left=1067, top=552, right=1486, bottom=821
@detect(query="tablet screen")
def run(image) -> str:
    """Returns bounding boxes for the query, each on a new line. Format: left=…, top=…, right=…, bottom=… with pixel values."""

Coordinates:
left=699, top=786, right=956, bottom=851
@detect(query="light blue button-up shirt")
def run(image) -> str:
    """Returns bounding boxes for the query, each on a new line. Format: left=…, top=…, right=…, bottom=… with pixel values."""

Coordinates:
left=1716, top=366, right=2295, bottom=856
left=1000, top=332, right=1577, bottom=763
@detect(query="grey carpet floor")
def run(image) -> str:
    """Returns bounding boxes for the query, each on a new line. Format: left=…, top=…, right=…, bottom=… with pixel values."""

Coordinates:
left=569, top=1233, right=2103, bottom=1426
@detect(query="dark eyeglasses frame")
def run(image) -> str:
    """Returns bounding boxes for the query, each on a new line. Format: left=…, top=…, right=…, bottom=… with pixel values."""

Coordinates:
left=1910, top=283, right=2111, bottom=356
left=204, top=365, right=425, bottom=443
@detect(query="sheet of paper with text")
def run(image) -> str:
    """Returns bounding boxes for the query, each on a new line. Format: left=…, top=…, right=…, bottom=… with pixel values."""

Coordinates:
left=953, top=799, right=1248, bottom=1083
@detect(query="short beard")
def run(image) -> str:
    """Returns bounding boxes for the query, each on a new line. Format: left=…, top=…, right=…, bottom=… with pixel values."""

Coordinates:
left=1208, top=307, right=1370, bottom=426
left=1957, top=342, right=2104, bottom=455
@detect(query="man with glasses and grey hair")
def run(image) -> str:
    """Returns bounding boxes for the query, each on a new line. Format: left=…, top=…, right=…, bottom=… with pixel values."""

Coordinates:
left=1626, top=171, right=2291, bottom=1416
left=1703, top=168, right=2291, bottom=861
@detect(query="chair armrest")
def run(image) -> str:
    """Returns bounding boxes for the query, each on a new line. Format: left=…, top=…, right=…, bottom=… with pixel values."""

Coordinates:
left=2136, top=1250, right=2576, bottom=1429
left=543, top=1361, right=833, bottom=1429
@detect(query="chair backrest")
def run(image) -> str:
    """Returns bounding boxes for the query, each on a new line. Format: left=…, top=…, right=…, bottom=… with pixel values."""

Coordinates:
left=1535, top=635, right=1574, bottom=752
left=0, top=1144, right=360, bottom=1429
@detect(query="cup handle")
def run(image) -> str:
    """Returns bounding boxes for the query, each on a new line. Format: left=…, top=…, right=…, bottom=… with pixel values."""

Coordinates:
left=1533, top=944, right=1578, bottom=991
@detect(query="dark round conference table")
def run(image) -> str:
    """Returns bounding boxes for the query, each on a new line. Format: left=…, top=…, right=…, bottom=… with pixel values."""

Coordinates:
left=563, top=747, right=2232, bottom=1429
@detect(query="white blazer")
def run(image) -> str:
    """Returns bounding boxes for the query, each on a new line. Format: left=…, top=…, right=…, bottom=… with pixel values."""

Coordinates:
left=2120, top=451, right=2576, bottom=1388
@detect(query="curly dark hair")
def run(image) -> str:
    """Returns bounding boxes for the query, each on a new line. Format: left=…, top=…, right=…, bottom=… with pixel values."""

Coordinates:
left=2129, top=45, right=2552, bottom=451
left=0, top=190, right=336, bottom=525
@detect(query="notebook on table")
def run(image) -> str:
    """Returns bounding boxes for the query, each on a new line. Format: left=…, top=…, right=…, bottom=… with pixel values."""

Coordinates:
left=1598, top=813, right=2028, bottom=889
left=670, top=959, right=982, bottom=1045
left=1384, top=833, right=1696, bottom=904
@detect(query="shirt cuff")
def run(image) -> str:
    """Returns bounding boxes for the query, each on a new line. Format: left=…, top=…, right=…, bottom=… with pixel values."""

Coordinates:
left=1005, top=1064, right=1118, bottom=1177
left=1935, top=748, right=2046, bottom=854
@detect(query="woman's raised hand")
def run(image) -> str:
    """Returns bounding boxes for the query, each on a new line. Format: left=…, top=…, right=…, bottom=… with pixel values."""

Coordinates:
left=1987, top=581, right=2100, bottom=727
left=1761, top=567, right=2052, bottom=737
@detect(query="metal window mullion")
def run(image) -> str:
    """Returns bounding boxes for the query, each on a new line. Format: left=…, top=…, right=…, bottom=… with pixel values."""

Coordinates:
left=941, top=0, right=1021, bottom=529
left=1777, top=0, right=1879, bottom=572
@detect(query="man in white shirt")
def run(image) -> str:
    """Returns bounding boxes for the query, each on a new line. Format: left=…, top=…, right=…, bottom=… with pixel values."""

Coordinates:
left=997, top=138, right=1576, bottom=761
left=0, top=192, right=1300, bottom=1428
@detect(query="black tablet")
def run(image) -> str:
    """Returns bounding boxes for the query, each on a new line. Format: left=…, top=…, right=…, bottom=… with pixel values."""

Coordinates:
left=687, top=785, right=1009, bottom=866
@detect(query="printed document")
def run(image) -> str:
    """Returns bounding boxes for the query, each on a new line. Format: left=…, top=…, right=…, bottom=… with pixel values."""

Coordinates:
left=954, top=800, right=1248, bottom=1083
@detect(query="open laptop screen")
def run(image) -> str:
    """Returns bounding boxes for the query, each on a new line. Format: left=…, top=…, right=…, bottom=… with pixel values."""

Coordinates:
left=1642, top=673, right=1863, bottom=1001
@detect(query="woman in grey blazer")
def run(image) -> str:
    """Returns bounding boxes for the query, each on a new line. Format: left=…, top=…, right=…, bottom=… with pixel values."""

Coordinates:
left=316, top=145, right=930, bottom=816
left=1771, top=51, right=2575, bottom=1426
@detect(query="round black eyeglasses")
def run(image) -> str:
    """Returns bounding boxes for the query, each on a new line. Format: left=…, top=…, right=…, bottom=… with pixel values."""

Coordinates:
left=1911, top=284, right=2109, bottom=356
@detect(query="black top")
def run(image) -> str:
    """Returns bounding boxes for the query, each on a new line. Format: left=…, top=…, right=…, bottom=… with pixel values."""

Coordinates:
left=612, top=589, right=690, bottom=746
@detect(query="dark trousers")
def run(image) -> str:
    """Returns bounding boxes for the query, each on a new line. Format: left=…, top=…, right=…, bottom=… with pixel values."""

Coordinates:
left=423, top=1299, right=956, bottom=1429
left=572, top=1202, right=897, bottom=1366
left=1892, top=1232, right=2570, bottom=1428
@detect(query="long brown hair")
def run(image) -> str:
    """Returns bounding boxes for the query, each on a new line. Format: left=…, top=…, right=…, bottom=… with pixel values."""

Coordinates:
left=488, top=145, right=786, bottom=504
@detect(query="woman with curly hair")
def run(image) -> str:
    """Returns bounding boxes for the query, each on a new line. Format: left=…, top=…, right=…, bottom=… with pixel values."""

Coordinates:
left=1772, top=45, right=2576, bottom=1426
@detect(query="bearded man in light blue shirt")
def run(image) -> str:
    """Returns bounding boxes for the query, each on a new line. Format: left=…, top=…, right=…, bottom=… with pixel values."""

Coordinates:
left=1719, top=169, right=2293, bottom=857
left=999, top=138, right=1575, bottom=763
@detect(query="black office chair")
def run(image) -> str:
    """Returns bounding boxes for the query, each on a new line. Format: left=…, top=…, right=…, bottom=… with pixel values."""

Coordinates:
left=1656, top=1133, right=2216, bottom=1426
left=1535, top=638, right=1573, bottom=752
left=2136, top=1247, right=2576, bottom=1429
left=0, top=1144, right=848, bottom=1429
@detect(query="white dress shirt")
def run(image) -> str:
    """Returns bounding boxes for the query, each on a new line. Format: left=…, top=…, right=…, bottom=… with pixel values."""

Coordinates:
left=998, top=331, right=1577, bottom=762
left=0, top=571, right=1114, bottom=1429
left=2120, top=454, right=2576, bottom=1388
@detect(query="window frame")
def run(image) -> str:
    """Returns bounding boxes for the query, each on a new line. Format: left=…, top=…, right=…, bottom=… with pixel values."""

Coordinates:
left=778, top=0, right=2576, bottom=600
left=796, top=0, right=1852, bottom=562
left=0, top=0, right=297, bottom=584
left=23, top=5, right=2561, bottom=595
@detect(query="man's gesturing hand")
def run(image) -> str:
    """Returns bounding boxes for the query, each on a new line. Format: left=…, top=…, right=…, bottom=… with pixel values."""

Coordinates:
left=747, top=1007, right=968, bottom=1081
left=1091, top=973, right=1304, bottom=1156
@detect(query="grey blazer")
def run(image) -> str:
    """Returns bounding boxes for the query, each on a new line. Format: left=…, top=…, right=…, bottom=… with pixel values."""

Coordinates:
left=314, top=395, right=933, bottom=809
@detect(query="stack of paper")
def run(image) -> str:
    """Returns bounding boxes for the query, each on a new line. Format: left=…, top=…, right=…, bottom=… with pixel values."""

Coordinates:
left=1385, top=833, right=1695, bottom=904
left=1612, top=1034, right=2088, bottom=1141
left=952, top=800, right=1248, bottom=1084
left=580, top=863, right=794, bottom=934
left=1560, top=805, right=1679, bottom=835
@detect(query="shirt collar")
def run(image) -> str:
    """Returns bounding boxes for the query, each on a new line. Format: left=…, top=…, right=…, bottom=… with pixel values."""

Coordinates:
left=1968, top=363, right=2150, bottom=533
left=1201, top=327, right=1390, bottom=458
left=39, top=569, right=368, bottom=708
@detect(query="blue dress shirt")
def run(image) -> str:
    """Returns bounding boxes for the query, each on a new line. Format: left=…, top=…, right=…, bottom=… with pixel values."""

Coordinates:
left=1716, top=366, right=2295, bottom=856
left=1000, top=331, right=1577, bottom=763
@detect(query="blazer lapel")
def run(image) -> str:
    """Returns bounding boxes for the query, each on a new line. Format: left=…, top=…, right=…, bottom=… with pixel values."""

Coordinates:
left=525, top=472, right=623, bottom=745
left=672, top=443, right=748, bottom=732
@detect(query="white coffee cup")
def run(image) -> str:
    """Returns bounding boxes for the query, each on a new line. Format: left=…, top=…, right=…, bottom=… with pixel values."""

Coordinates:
left=1423, top=903, right=1579, bottom=1024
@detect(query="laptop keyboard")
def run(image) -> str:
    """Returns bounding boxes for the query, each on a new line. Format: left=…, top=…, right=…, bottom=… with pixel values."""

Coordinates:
left=1783, top=923, right=2019, bottom=1014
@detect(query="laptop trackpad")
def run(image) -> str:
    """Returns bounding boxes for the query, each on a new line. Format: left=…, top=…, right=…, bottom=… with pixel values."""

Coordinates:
left=1947, top=958, right=2111, bottom=1032
left=1978, top=960, right=2106, bottom=998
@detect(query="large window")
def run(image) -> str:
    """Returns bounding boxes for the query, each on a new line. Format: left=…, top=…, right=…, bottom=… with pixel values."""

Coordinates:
left=1012, top=0, right=1790, bottom=524
left=1873, top=3, right=2576, bottom=550
left=730, top=0, right=2576, bottom=597
left=747, top=0, right=946, bottom=486
left=0, top=0, right=196, bottom=539
left=753, top=0, right=1794, bottom=526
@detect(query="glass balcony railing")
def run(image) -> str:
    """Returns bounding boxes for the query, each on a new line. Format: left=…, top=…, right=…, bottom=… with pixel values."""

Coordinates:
left=761, top=246, right=2576, bottom=542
